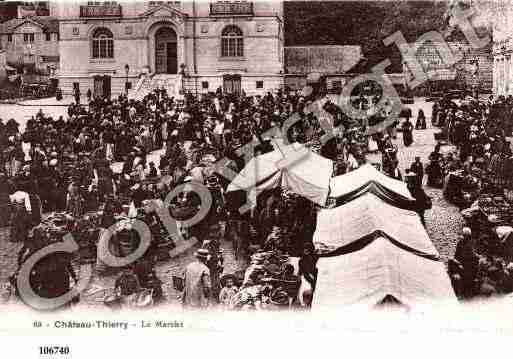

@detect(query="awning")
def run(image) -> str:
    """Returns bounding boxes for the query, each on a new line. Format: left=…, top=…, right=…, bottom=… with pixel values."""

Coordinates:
left=312, top=191, right=456, bottom=307
left=313, top=237, right=457, bottom=307
left=329, top=164, right=415, bottom=209
left=314, top=192, right=437, bottom=258
left=331, top=164, right=413, bottom=199
left=227, top=140, right=333, bottom=206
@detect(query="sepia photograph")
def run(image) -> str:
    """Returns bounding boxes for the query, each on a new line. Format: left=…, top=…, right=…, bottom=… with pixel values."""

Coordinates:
left=0, top=0, right=512, bottom=355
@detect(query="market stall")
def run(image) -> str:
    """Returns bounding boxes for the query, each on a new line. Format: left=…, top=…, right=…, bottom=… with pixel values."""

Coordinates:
left=313, top=238, right=457, bottom=307
left=312, top=188, right=456, bottom=307
left=227, top=141, right=334, bottom=206
left=329, top=163, right=414, bottom=202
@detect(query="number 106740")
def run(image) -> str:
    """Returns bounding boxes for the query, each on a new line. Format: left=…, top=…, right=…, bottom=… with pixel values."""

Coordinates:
left=39, top=346, right=70, bottom=355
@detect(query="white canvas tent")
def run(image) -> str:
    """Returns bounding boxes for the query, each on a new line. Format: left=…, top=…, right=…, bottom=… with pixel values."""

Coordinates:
left=314, top=192, right=434, bottom=254
left=226, top=141, right=333, bottom=206
left=313, top=237, right=456, bottom=307
left=312, top=192, right=456, bottom=307
left=330, top=163, right=413, bottom=200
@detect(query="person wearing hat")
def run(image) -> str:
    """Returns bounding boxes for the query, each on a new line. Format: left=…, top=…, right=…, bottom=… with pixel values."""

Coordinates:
left=218, top=274, right=239, bottom=308
left=401, top=116, right=414, bottom=147
left=202, top=236, right=223, bottom=302
left=66, top=180, right=85, bottom=218
left=93, top=155, right=116, bottom=203
left=386, top=159, right=402, bottom=181
left=147, top=161, right=158, bottom=178
left=406, top=171, right=431, bottom=227
left=409, top=156, right=424, bottom=188
left=405, top=171, right=417, bottom=186
left=5, top=118, right=19, bottom=137
left=181, top=248, right=211, bottom=309
left=415, top=108, right=427, bottom=130
left=453, top=227, right=479, bottom=298
left=455, top=227, right=474, bottom=264
left=8, top=177, right=33, bottom=243
left=426, top=144, right=444, bottom=188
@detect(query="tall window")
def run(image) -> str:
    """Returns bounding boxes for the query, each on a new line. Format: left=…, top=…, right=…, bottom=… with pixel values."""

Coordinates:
left=87, top=1, right=117, bottom=4
left=7, top=34, right=12, bottom=42
left=45, top=32, right=51, bottom=41
left=221, top=25, right=243, bottom=57
left=23, top=33, right=34, bottom=43
left=91, top=27, right=114, bottom=59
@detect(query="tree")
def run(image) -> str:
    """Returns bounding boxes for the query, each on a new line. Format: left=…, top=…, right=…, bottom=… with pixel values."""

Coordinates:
left=284, top=1, right=490, bottom=74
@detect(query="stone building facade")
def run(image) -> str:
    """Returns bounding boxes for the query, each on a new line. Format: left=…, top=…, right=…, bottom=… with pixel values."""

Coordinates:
left=56, top=1, right=284, bottom=97
left=483, top=0, right=513, bottom=97
left=0, top=17, right=59, bottom=75
left=492, top=1, right=513, bottom=96
left=493, top=38, right=512, bottom=96
left=0, top=50, right=6, bottom=81
left=412, top=40, right=493, bottom=93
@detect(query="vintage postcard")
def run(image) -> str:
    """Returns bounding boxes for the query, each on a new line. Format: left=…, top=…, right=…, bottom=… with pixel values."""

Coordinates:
left=0, top=0, right=512, bottom=356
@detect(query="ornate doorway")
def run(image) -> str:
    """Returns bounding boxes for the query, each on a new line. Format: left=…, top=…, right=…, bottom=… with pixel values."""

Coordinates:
left=223, top=74, right=241, bottom=95
left=93, top=75, right=111, bottom=98
left=155, top=27, right=177, bottom=74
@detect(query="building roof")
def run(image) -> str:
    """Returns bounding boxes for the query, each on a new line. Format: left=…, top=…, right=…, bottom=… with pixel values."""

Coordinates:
left=0, top=16, right=58, bottom=34
left=285, top=45, right=362, bottom=75
left=284, top=1, right=491, bottom=73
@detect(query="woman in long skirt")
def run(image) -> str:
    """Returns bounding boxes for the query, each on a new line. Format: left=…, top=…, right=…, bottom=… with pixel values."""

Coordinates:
left=402, top=118, right=414, bottom=147
left=66, top=181, right=85, bottom=218
left=8, top=183, right=32, bottom=243
left=416, top=109, right=427, bottom=130
left=0, top=174, right=11, bottom=227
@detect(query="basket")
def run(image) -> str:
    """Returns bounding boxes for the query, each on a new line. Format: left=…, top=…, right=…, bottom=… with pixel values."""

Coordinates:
left=103, top=294, right=122, bottom=310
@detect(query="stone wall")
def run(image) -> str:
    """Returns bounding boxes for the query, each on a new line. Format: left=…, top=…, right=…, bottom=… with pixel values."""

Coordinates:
left=414, top=41, right=493, bottom=91
left=0, top=50, right=6, bottom=81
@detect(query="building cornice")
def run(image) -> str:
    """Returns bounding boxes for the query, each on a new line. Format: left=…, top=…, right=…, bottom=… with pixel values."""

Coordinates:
left=57, top=15, right=282, bottom=23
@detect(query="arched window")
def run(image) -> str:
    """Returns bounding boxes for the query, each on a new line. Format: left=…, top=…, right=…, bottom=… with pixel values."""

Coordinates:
left=221, top=25, right=243, bottom=58
left=91, top=27, right=114, bottom=59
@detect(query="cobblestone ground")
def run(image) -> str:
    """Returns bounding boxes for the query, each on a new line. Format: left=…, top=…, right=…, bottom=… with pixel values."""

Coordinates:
left=367, top=98, right=464, bottom=263
left=76, top=232, right=246, bottom=308
left=0, top=103, right=68, bottom=132
left=0, top=226, right=246, bottom=308
left=0, top=102, right=247, bottom=308
left=0, top=98, right=462, bottom=308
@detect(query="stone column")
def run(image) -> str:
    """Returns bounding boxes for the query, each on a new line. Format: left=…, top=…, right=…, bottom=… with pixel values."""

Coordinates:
left=494, top=57, right=498, bottom=95
left=508, top=54, right=513, bottom=95
left=500, top=57, right=505, bottom=95
left=504, top=55, right=511, bottom=96
left=503, top=57, right=507, bottom=95
left=493, top=56, right=499, bottom=96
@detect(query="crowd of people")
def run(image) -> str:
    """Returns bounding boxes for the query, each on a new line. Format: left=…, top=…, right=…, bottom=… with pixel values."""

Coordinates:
left=5, top=79, right=513, bottom=308
left=1, top=85, right=352, bottom=309
left=423, top=94, right=513, bottom=300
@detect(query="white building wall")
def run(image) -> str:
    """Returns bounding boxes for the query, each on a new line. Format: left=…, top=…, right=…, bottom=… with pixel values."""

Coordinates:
left=493, top=1, right=513, bottom=96
left=57, top=1, right=284, bottom=96
left=0, top=50, right=6, bottom=81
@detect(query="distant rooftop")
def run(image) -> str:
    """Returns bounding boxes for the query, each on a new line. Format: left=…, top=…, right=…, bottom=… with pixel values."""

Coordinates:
left=0, top=16, right=58, bottom=34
